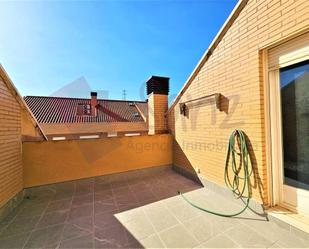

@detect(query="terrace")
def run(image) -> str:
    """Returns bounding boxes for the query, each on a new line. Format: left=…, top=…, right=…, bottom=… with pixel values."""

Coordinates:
left=1, top=1, right=309, bottom=245
left=1, top=164, right=309, bottom=248
left=1, top=69, right=309, bottom=248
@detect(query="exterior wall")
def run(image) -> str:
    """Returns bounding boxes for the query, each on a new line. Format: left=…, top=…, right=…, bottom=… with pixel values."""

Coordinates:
left=0, top=76, right=23, bottom=208
left=23, top=134, right=172, bottom=187
left=21, top=110, right=44, bottom=141
left=168, top=0, right=309, bottom=205
left=148, top=93, right=168, bottom=135
left=40, top=122, right=148, bottom=139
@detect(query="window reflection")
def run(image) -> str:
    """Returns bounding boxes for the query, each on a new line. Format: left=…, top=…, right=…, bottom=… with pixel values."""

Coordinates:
left=280, top=60, right=309, bottom=190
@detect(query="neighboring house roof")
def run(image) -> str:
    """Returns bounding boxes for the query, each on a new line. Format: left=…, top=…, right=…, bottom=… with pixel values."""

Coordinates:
left=135, top=102, right=148, bottom=120
left=24, top=96, right=148, bottom=123
left=0, top=65, right=47, bottom=140
left=168, top=0, right=248, bottom=112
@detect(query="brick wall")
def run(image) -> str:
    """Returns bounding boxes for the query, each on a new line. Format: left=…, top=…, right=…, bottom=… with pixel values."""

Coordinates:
left=168, top=0, right=309, bottom=205
left=0, top=76, right=23, bottom=208
left=148, top=93, right=168, bottom=135
left=23, top=134, right=172, bottom=187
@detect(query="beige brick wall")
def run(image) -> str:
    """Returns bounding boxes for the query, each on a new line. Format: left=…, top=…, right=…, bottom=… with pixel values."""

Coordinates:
left=0, top=76, right=23, bottom=208
left=168, top=0, right=309, bottom=205
left=148, top=93, right=168, bottom=135
left=23, top=134, right=172, bottom=187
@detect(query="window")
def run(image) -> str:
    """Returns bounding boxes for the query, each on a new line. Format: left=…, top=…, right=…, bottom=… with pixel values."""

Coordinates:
left=107, top=132, right=117, bottom=137
left=77, top=103, right=91, bottom=115
left=79, top=135, right=100, bottom=139
left=125, top=133, right=140, bottom=137
left=52, top=137, right=66, bottom=141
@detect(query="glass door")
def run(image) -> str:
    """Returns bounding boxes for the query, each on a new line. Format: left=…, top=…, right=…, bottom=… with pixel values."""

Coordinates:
left=279, top=60, right=309, bottom=214
left=280, top=60, right=309, bottom=190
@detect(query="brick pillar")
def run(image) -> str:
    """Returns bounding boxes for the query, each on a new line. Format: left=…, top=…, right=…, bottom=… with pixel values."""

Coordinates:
left=90, top=92, right=97, bottom=116
left=146, top=76, right=169, bottom=135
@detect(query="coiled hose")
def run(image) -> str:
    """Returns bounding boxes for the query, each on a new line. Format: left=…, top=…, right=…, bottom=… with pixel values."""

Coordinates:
left=178, top=129, right=253, bottom=217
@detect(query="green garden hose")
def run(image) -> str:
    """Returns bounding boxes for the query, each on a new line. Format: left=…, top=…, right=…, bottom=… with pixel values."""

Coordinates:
left=178, top=129, right=253, bottom=217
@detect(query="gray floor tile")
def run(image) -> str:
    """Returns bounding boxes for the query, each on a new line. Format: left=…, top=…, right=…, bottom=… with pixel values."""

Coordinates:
left=114, top=192, right=137, bottom=205
left=196, top=233, right=239, bottom=248
left=163, top=195, right=186, bottom=209
left=129, top=182, right=151, bottom=192
left=15, top=203, right=47, bottom=219
left=0, top=216, right=40, bottom=238
left=94, top=225, right=128, bottom=248
left=159, top=224, right=199, bottom=248
left=68, top=215, right=93, bottom=232
left=168, top=202, right=201, bottom=223
left=37, top=210, right=68, bottom=228
left=52, top=181, right=75, bottom=192
left=68, top=204, right=93, bottom=221
left=224, top=223, right=274, bottom=248
left=59, top=234, right=94, bottom=249
left=94, top=201, right=118, bottom=215
left=25, top=187, right=55, bottom=199
left=138, top=196, right=159, bottom=206
left=274, top=230, right=309, bottom=248
left=72, top=194, right=94, bottom=207
left=62, top=223, right=92, bottom=241
left=291, top=225, right=309, bottom=241
left=144, top=203, right=179, bottom=232
left=239, top=218, right=286, bottom=244
left=0, top=232, right=30, bottom=249
left=117, top=202, right=141, bottom=212
left=200, top=214, right=239, bottom=233
left=53, top=191, right=75, bottom=201
left=112, top=186, right=133, bottom=198
left=153, top=186, right=178, bottom=200
left=94, top=183, right=111, bottom=193
left=134, top=189, right=157, bottom=204
left=2, top=169, right=309, bottom=249
left=183, top=215, right=221, bottom=243
left=140, top=234, right=165, bottom=248
left=24, top=224, right=64, bottom=249
left=115, top=207, right=144, bottom=223
left=121, top=213, right=155, bottom=240
left=94, top=176, right=110, bottom=185
left=94, top=190, right=113, bottom=201
left=110, top=180, right=129, bottom=190
left=75, top=184, right=94, bottom=196
left=0, top=206, right=22, bottom=226
left=94, top=212, right=120, bottom=229
left=94, top=238, right=119, bottom=249
left=46, top=199, right=72, bottom=213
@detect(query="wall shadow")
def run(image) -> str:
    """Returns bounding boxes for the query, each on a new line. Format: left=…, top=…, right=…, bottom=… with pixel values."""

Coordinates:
left=171, top=134, right=268, bottom=219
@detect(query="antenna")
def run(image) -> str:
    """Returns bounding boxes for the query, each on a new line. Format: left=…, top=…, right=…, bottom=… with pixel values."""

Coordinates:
left=122, top=89, right=127, bottom=100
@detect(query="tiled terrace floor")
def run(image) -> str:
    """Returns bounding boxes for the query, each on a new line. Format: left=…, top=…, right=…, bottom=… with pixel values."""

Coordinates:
left=1, top=167, right=309, bottom=248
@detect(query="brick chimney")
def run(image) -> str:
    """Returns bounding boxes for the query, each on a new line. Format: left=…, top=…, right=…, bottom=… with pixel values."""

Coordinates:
left=90, top=92, right=97, bottom=116
left=146, top=76, right=169, bottom=135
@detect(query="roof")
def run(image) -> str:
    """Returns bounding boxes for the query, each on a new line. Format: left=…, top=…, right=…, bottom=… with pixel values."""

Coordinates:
left=0, top=65, right=47, bottom=140
left=135, top=101, right=148, bottom=120
left=168, top=0, right=248, bottom=112
left=24, top=96, right=148, bottom=123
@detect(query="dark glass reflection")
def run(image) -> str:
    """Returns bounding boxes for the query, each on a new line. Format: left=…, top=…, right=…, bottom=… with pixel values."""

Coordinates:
left=280, top=60, right=309, bottom=190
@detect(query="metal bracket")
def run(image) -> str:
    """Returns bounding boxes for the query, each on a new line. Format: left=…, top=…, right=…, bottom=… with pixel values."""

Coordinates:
left=179, top=93, right=221, bottom=116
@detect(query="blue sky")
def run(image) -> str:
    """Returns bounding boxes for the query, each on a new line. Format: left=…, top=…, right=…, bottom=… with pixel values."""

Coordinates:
left=0, top=0, right=237, bottom=101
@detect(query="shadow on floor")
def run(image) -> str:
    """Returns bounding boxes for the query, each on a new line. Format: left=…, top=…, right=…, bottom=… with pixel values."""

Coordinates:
left=0, top=167, right=201, bottom=249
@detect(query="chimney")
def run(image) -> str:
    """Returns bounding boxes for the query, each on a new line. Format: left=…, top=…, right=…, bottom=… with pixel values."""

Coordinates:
left=90, top=92, right=97, bottom=116
left=146, top=76, right=169, bottom=135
